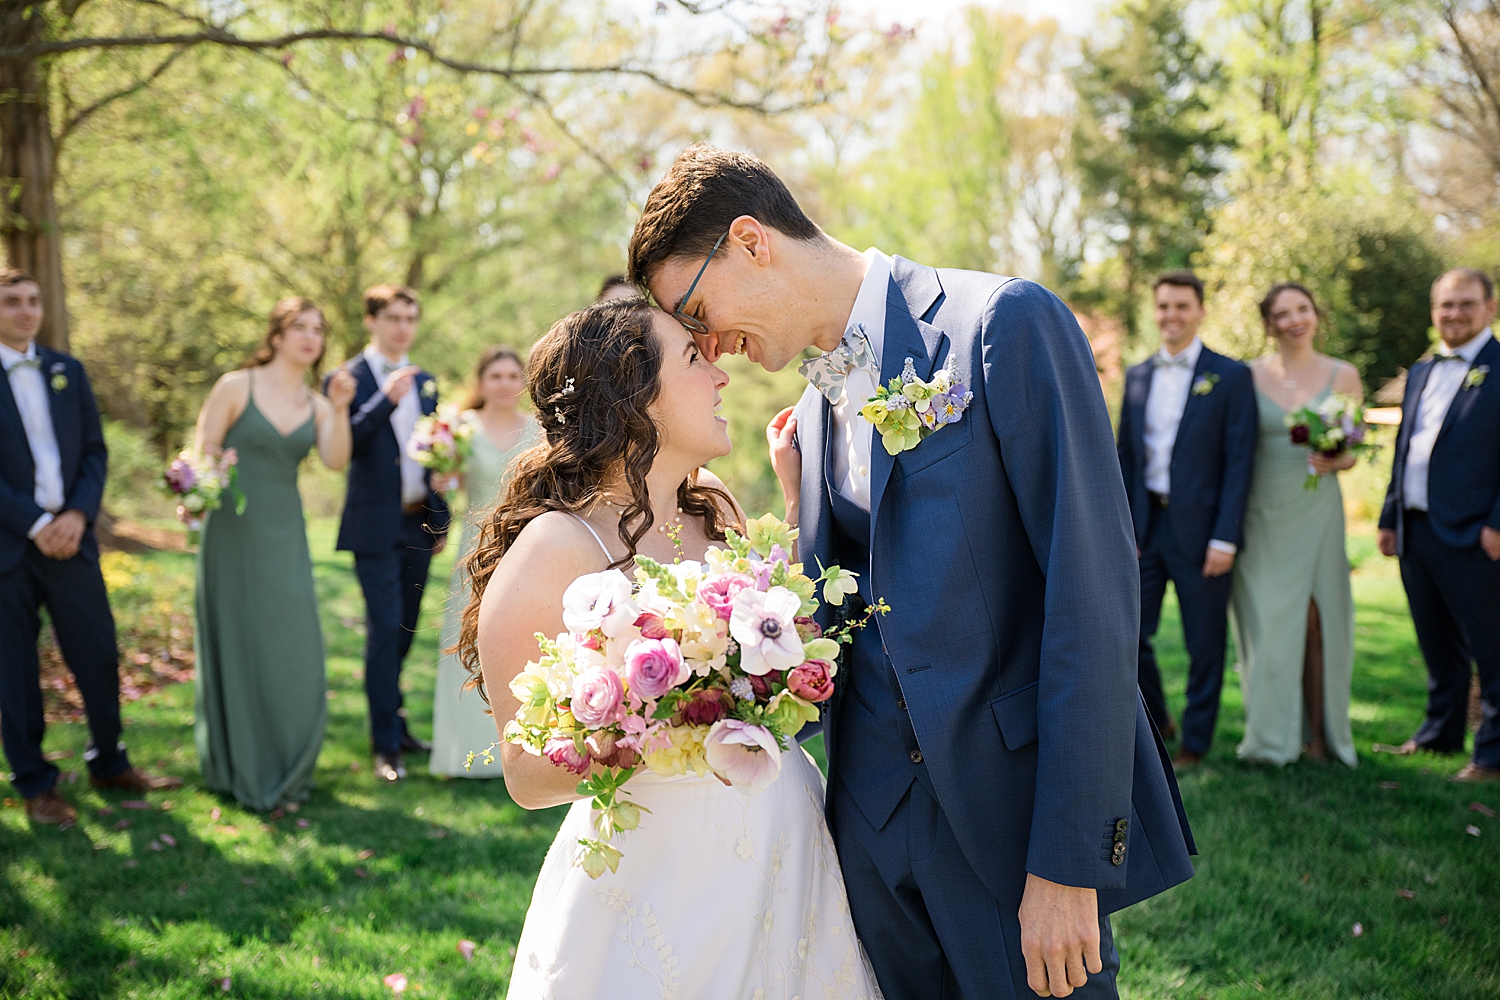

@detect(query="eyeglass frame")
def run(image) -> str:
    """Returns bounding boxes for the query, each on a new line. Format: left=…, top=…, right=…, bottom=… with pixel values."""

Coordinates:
left=670, top=228, right=731, bottom=336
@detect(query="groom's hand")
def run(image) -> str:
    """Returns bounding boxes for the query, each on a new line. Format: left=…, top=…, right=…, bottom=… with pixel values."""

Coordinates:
left=1019, top=873, right=1102, bottom=997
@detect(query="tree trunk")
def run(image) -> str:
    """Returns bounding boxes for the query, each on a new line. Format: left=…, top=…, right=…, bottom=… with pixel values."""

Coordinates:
left=0, top=8, right=68, bottom=352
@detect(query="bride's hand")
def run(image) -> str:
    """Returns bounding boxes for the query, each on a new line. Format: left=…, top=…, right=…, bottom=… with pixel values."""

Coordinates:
left=767, top=406, right=801, bottom=508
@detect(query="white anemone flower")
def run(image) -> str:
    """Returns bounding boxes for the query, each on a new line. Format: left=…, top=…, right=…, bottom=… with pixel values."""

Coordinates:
left=728, top=586, right=805, bottom=676
left=704, top=720, right=783, bottom=796
left=561, top=569, right=640, bottom=637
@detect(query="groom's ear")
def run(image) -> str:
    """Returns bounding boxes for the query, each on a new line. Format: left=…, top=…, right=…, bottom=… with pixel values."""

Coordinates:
left=729, top=216, right=773, bottom=268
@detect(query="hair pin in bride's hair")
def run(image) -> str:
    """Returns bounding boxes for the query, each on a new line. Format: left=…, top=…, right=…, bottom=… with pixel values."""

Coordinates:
left=562, top=377, right=576, bottom=395
left=554, top=406, right=566, bottom=426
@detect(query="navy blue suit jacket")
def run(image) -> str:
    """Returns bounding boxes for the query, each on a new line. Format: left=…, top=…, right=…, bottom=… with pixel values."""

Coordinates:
left=793, top=258, right=1195, bottom=911
left=0, top=348, right=108, bottom=573
left=330, top=355, right=450, bottom=554
left=1379, top=335, right=1500, bottom=553
left=1117, top=347, right=1257, bottom=558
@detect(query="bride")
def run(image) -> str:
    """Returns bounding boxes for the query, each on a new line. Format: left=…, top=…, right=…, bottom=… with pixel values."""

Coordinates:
left=456, top=297, right=882, bottom=999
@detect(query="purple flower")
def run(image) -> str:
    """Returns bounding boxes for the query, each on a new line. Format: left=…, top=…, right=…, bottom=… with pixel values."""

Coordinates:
left=543, top=736, right=590, bottom=774
left=1289, top=424, right=1310, bottom=445
left=623, top=637, right=688, bottom=700
left=698, top=573, right=755, bottom=622
left=794, top=616, right=822, bottom=642
left=768, top=544, right=791, bottom=565
left=164, top=459, right=197, bottom=495
left=680, top=687, right=733, bottom=726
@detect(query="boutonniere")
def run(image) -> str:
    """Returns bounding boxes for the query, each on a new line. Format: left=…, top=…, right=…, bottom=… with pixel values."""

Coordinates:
left=48, top=363, right=68, bottom=393
left=420, top=379, right=437, bottom=399
left=1464, top=365, right=1489, bottom=390
left=1191, top=373, right=1220, bottom=396
left=859, top=357, right=973, bottom=456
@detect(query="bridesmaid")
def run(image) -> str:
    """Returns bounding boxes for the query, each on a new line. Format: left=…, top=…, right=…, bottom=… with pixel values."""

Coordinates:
left=1230, top=283, right=1361, bottom=767
left=429, top=346, right=540, bottom=777
left=193, top=298, right=356, bottom=809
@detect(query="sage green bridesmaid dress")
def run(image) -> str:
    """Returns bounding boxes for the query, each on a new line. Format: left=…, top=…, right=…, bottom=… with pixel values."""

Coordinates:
left=194, top=380, right=327, bottom=808
left=1229, top=379, right=1357, bottom=767
left=430, top=412, right=541, bottom=777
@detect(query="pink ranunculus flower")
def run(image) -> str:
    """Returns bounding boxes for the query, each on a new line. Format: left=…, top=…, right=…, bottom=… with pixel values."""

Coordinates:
left=562, top=569, right=640, bottom=638
left=543, top=735, right=590, bottom=774
left=569, top=666, right=625, bottom=729
left=704, top=719, right=783, bottom=796
left=787, top=660, right=836, bottom=703
left=680, top=687, right=732, bottom=726
left=729, top=586, right=805, bottom=676
left=623, top=637, right=688, bottom=700
left=635, top=611, right=670, bottom=640
left=748, top=669, right=783, bottom=701
left=697, top=572, right=755, bottom=621
left=794, top=616, right=822, bottom=642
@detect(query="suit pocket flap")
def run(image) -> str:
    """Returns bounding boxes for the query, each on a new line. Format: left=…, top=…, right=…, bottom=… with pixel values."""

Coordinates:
left=991, top=681, right=1039, bottom=751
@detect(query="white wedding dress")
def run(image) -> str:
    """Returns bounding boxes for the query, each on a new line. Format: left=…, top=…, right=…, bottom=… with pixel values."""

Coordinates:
left=505, top=748, right=884, bottom=1000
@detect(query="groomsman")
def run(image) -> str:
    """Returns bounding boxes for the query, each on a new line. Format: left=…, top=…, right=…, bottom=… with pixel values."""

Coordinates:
left=0, top=268, right=181, bottom=825
left=332, top=285, right=449, bottom=782
left=1118, top=272, right=1257, bottom=767
left=1378, top=267, right=1500, bottom=782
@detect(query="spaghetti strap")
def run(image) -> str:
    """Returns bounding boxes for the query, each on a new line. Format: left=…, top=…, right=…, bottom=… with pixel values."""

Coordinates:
left=569, top=514, right=614, bottom=562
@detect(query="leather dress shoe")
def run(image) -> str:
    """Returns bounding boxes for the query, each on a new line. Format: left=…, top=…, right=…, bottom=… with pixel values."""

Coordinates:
left=398, top=732, right=432, bottom=754
left=1453, top=762, right=1500, bottom=783
left=1171, top=750, right=1203, bottom=769
left=373, top=752, right=407, bottom=782
left=90, top=767, right=184, bottom=792
left=24, top=788, right=77, bottom=826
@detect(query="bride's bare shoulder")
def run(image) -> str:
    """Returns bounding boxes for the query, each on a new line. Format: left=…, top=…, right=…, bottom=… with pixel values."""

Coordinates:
left=499, top=511, right=610, bottom=578
left=694, top=468, right=747, bottom=523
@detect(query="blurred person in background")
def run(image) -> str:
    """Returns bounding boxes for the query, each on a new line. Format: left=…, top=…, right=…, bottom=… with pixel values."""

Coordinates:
left=1379, top=268, right=1500, bottom=783
left=192, top=297, right=355, bottom=810
left=596, top=273, right=637, bottom=302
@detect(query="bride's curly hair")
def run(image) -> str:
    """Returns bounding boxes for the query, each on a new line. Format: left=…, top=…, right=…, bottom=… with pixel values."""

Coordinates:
left=456, top=297, right=738, bottom=702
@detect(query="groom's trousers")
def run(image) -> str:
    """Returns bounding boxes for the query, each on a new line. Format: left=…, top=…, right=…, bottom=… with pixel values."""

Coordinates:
left=0, top=544, right=132, bottom=798
left=353, top=512, right=435, bottom=754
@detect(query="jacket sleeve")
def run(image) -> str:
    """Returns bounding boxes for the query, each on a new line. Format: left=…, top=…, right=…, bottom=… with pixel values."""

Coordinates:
left=1210, top=364, right=1257, bottom=549
left=64, top=359, right=108, bottom=523
left=0, top=470, right=46, bottom=540
left=982, top=279, right=1139, bottom=891
left=1116, top=377, right=1135, bottom=494
left=1378, top=377, right=1413, bottom=532
left=349, top=384, right=395, bottom=454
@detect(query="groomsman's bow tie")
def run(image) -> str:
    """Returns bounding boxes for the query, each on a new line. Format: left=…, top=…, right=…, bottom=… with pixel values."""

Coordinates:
left=1154, top=354, right=1194, bottom=369
left=1433, top=353, right=1468, bottom=363
left=800, top=323, right=877, bottom=404
left=7, top=356, right=41, bottom=372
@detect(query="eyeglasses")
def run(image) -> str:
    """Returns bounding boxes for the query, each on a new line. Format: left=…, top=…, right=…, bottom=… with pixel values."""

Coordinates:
left=671, top=229, right=730, bottom=336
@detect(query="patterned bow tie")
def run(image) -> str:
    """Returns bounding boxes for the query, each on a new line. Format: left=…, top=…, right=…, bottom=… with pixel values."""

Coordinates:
left=800, top=323, right=877, bottom=404
left=7, top=356, right=40, bottom=372
left=1154, top=354, right=1193, bottom=369
left=1433, top=353, right=1469, bottom=363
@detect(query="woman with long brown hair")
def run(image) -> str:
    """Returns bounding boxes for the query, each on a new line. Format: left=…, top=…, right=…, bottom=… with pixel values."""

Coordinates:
left=1230, top=283, right=1360, bottom=768
left=456, top=298, right=880, bottom=1000
left=429, top=345, right=540, bottom=777
left=191, top=297, right=356, bottom=809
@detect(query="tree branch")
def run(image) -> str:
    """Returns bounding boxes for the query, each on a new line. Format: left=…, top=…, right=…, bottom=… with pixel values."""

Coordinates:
left=58, top=44, right=189, bottom=144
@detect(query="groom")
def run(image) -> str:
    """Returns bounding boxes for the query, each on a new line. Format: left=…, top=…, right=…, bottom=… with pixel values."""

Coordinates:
left=629, top=147, right=1194, bottom=999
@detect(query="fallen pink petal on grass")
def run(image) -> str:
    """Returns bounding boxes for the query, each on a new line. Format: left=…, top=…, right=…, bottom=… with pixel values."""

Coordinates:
left=1466, top=824, right=1481, bottom=837
left=1469, top=801, right=1496, bottom=818
left=98, top=806, right=114, bottom=816
left=296, top=818, right=310, bottom=829
left=113, top=819, right=132, bottom=831
left=210, top=807, right=222, bottom=821
left=384, top=972, right=408, bottom=993
left=355, top=867, right=369, bottom=878
left=457, top=939, right=476, bottom=961
left=1397, top=889, right=1416, bottom=899
left=1378, top=781, right=1399, bottom=790
left=220, top=977, right=231, bottom=991
left=124, top=858, right=138, bottom=868
left=149, top=841, right=162, bottom=851
left=1351, top=922, right=1364, bottom=937
left=159, top=833, right=177, bottom=847
left=121, top=800, right=150, bottom=810
left=356, top=849, right=375, bottom=860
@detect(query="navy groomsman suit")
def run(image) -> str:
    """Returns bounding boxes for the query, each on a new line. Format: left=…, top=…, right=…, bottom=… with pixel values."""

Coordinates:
left=1117, top=340, right=1257, bottom=755
left=0, top=343, right=134, bottom=796
left=332, top=349, right=449, bottom=757
left=1380, top=327, right=1500, bottom=769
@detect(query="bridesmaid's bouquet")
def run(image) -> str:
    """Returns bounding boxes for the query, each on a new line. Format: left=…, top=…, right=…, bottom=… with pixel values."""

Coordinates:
left=1284, top=394, right=1377, bottom=490
left=479, top=514, right=885, bottom=878
left=159, top=447, right=246, bottom=544
left=407, top=403, right=472, bottom=494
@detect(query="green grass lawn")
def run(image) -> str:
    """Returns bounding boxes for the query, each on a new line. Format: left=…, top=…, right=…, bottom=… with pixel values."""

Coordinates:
left=2, top=521, right=1497, bottom=999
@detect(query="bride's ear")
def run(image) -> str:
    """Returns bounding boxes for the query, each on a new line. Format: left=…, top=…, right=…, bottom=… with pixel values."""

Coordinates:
left=729, top=216, right=772, bottom=267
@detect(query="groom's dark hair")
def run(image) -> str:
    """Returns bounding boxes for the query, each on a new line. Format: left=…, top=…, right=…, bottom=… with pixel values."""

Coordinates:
left=628, top=144, right=822, bottom=289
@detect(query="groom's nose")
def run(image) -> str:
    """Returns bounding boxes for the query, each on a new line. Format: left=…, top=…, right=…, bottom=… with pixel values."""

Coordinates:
left=694, top=329, right=723, bottom=363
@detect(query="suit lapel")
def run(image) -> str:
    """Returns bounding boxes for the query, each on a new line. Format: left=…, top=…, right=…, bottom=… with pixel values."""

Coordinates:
left=1129, top=362, right=1154, bottom=464
left=868, top=259, right=947, bottom=538
left=795, top=386, right=835, bottom=619
left=1176, top=348, right=1213, bottom=437
left=1436, top=337, right=1498, bottom=444
left=0, top=357, right=23, bottom=441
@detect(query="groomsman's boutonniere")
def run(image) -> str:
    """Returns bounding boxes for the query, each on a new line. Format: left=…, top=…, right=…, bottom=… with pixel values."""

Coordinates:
left=859, top=358, right=973, bottom=456
left=48, top=362, right=67, bottom=393
left=1464, top=365, right=1489, bottom=390
left=1192, top=373, right=1220, bottom=396
left=420, top=379, right=437, bottom=399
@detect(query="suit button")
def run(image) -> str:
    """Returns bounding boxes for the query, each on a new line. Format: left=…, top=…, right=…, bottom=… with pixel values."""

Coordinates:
left=1116, top=818, right=1129, bottom=834
left=909, top=749, right=923, bottom=764
left=896, top=699, right=907, bottom=711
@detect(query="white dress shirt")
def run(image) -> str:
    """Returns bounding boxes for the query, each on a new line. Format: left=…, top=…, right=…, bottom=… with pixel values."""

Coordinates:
left=1143, top=337, right=1235, bottom=555
left=1, top=341, right=65, bottom=538
left=362, top=345, right=428, bottom=506
left=1403, top=326, right=1493, bottom=512
left=828, top=248, right=893, bottom=513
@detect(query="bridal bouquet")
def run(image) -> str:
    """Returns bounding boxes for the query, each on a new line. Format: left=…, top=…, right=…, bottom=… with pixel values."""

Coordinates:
left=406, top=403, right=472, bottom=490
left=159, top=448, right=245, bottom=544
left=484, top=514, right=884, bottom=878
left=1284, top=394, right=1377, bottom=490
